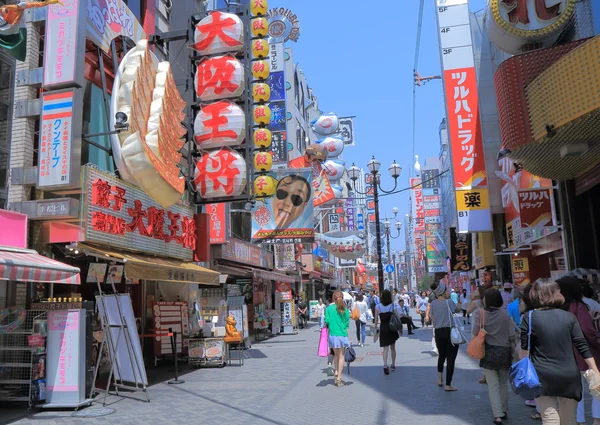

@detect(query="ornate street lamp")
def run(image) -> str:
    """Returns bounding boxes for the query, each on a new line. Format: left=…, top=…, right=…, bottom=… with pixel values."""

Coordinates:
left=347, top=156, right=402, bottom=293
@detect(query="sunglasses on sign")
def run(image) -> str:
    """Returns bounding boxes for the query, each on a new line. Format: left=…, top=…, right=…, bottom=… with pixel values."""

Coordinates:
left=276, top=189, right=305, bottom=207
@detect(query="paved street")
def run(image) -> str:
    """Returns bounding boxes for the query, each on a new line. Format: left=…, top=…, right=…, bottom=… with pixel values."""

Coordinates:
left=3, top=317, right=596, bottom=425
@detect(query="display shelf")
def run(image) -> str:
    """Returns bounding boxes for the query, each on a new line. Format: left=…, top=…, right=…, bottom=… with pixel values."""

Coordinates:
left=0, top=363, right=31, bottom=368
left=0, top=347, right=36, bottom=352
left=0, top=380, right=30, bottom=384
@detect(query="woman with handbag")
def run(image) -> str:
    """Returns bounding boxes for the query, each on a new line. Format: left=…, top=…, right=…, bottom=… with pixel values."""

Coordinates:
left=558, top=277, right=600, bottom=425
left=521, top=279, right=600, bottom=424
left=324, top=290, right=351, bottom=387
left=474, top=288, right=514, bottom=424
left=426, top=281, right=460, bottom=392
left=374, top=289, right=401, bottom=375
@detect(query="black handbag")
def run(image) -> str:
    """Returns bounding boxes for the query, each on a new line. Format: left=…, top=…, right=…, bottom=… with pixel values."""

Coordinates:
left=345, top=345, right=356, bottom=374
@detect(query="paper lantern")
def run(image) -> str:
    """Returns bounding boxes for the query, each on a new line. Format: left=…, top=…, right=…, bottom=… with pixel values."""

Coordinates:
left=251, top=17, right=269, bottom=37
left=316, top=136, right=345, bottom=158
left=194, top=148, right=247, bottom=198
left=252, top=39, right=269, bottom=58
left=254, top=175, right=277, bottom=197
left=195, top=55, right=245, bottom=102
left=251, top=60, right=270, bottom=80
left=250, top=0, right=268, bottom=16
left=191, top=11, right=244, bottom=56
left=311, top=113, right=340, bottom=136
left=252, top=83, right=271, bottom=103
left=194, top=101, right=245, bottom=149
left=254, top=151, right=273, bottom=172
left=323, top=159, right=345, bottom=182
left=253, top=105, right=271, bottom=125
left=253, top=127, right=272, bottom=148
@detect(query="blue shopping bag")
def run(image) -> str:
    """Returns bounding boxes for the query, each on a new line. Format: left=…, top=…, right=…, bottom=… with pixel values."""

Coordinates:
left=509, top=310, right=541, bottom=400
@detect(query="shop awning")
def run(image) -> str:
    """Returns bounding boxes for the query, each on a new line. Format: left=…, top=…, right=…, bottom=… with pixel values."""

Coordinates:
left=0, top=245, right=80, bottom=284
left=561, top=268, right=600, bottom=282
left=79, top=244, right=220, bottom=285
left=253, top=269, right=297, bottom=284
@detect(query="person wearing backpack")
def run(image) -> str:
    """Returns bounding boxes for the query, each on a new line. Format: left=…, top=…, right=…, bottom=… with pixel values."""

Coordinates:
left=374, top=289, right=401, bottom=375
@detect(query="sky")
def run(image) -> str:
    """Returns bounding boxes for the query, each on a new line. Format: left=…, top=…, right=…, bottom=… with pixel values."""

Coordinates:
left=273, top=0, right=487, bottom=252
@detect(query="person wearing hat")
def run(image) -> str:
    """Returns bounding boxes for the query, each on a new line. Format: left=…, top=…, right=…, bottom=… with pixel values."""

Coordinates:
left=501, top=283, right=513, bottom=309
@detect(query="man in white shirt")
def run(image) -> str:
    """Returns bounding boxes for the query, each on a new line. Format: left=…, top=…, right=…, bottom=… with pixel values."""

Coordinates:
left=401, top=290, right=411, bottom=313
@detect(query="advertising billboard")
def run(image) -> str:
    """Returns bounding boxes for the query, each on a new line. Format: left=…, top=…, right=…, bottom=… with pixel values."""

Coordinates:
left=251, top=169, right=314, bottom=244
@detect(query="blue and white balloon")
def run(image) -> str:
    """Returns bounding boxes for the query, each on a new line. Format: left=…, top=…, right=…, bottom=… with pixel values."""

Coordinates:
left=310, top=113, right=339, bottom=136
left=316, top=136, right=344, bottom=158
left=323, top=159, right=345, bottom=182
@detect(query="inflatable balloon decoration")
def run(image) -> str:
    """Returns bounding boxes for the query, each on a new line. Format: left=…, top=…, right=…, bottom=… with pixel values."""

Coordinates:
left=315, top=231, right=366, bottom=260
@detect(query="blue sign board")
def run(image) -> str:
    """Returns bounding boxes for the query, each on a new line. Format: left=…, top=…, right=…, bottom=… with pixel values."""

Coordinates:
left=357, top=213, right=364, bottom=231
left=385, top=264, right=394, bottom=273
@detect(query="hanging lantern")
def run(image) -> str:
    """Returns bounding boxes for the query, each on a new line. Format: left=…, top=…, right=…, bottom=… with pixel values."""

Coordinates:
left=310, top=113, right=340, bottom=136
left=194, top=101, right=245, bottom=149
left=254, top=151, right=273, bottom=172
left=251, top=60, right=270, bottom=80
left=250, top=0, right=268, bottom=17
left=194, top=148, right=247, bottom=198
left=190, top=11, right=244, bottom=56
left=323, top=159, right=346, bottom=182
left=195, top=55, right=245, bottom=102
left=253, top=127, right=272, bottom=149
left=254, top=175, right=277, bottom=197
left=252, top=82, right=270, bottom=103
left=316, top=136, right=345, bottom=158
left=253, top=104, right=271, bottom=125
left=252, top=39, right=269, bottom=58
left=251, top=17, right=269, bottom=37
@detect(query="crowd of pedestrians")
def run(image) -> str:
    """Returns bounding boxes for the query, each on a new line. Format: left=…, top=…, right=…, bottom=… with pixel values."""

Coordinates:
left=311, top=276, right=600, bottom=424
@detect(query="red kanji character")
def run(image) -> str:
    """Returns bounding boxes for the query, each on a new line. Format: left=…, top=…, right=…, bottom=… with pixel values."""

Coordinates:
left=147, top=207, right=167, bottom=240
left=192, top=11, right=242, bottom=52
left=256, top=178, right=268, bottom=191
left=126, top=200, right=149, bottom=236
left=107, top=215, right=126, bottom=235
left=110, top=185, right=127, bottom=211
left=254, top=85, right=267, bottom=96
left=92, top=179, right=111, bottom=208
left=181, top=217, right=197, bottom=250
left=255, top=129, right=268, bottom=142
left=252, top=61, right=265, bottom=74
left=253, top=40, right=265, bottom=52
left=252, top=19, right=266, bottom=31
left=194, top=101, right=238, bottom=145
left=254, top=107, right=266, bottom=119
left=256, top=154, right=268, bottom=166
left=252, top=0, right=265, bottom=9
left=166, top=211, right=182, bottom=244
left=91, top=211, right=108, bottom=232
left=194, top=149, right=242, bottom=196
left=196, top=56, right=240, bottom=98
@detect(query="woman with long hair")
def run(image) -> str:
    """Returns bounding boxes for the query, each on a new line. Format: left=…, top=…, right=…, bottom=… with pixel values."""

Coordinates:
left=476, top=288, right=514, bottom=424
left=354, top=294, right=369, bottom=347
left=427, top=281, right=460, bottom=392
left=324, top=290, right=351, bottom=387
left=374, top=289, right=401, bottom=374
left=521, top=279, right=600, bottom=424
left=558, top=277, right=600, bottom=425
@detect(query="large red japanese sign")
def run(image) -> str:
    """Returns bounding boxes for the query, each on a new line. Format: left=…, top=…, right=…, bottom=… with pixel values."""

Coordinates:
left=444, top=67, right=487, bottom=188
left=518, top=189, right=553, bottom=229
left=410, top=178, right=424, bottom=232
left=82, top=166, right=196, bottom=260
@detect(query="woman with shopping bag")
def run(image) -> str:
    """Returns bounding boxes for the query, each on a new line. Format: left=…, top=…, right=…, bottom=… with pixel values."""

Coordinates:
left=324, top=290, right=351, bottom=387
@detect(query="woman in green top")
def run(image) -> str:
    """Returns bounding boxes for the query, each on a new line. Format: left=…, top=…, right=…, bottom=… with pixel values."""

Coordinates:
left=325, top=290, right=351, bottom=387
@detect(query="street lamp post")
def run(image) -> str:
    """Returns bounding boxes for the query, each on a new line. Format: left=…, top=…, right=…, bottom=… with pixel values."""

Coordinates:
left=383, top=216, right=402, bottom=289
left=347, top=156, right=402, bottom=293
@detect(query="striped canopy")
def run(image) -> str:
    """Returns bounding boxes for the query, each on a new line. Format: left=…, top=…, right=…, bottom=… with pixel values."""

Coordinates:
left=0, top=246, right=80, bottom=285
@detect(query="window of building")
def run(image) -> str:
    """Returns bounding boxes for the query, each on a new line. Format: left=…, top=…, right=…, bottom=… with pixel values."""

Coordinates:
left=82, top=82, right=114, bottom=173
left=124, top=0, right=143, bottom=23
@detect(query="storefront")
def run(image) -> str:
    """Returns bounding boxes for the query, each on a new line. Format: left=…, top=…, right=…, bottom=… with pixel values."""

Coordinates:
left=212, top=238, right=297, bottom=338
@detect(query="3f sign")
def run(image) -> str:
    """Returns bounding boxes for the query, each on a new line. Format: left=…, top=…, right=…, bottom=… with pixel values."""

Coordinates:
left=443, top=48, right=453, bottom=55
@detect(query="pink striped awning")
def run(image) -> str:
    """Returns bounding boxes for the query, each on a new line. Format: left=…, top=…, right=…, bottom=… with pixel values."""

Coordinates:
left=0, top=246, right=80, bottom=285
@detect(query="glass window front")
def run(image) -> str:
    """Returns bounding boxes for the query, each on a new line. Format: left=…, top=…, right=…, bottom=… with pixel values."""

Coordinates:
left=82, top=82, right=114, bottom=173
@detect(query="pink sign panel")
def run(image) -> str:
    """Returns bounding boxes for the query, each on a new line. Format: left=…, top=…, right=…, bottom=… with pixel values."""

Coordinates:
left=47, top=310, right=80, bottom=393
left=44, top=0, right=80, bottom=87
left=0, top=210, right=27, bottom=248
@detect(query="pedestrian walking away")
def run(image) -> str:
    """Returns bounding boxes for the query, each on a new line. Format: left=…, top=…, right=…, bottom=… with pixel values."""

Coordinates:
left=375, top=289, right=401, bottom=375
left=315, top=298, right=326, bottom=330
left=558, top=277, right=600, bottom=425
left=354, top=293, right=369, bottom=347
left=521, top=279, right=600, bottom=425
left=428, top=281, right=459, bottom=392
left=324, top=290, right=352, bottom=387
left=476, top=288, right=514, bottom=424
left=460, top=288, right=471, bottom=325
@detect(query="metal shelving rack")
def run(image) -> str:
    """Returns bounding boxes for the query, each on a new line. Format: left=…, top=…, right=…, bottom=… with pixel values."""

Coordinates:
left=0, top=310, right=47, bottom=407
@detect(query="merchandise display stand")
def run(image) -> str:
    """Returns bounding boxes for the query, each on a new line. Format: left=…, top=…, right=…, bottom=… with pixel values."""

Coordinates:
left=91, top=278, right=149, bottom=406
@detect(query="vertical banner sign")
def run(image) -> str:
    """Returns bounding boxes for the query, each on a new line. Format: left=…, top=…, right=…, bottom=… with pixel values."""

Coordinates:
left=512, top=256, right=531, bottom=287
left=435, top=0, right=492, bottom=232
left=267, top=42, right=287, bottom=165
left=44, top=0, right=80, bottom=87
left=346, top=198, right=355, bottom=231
left=39, top=91, right=74, bottom=188
left=356, top=213, right=364, bottom=231
left=410, top=178, right=424, bottom=232
left=422, top=169, right=445, bottom=273
left=338, top=117, right=355, bottom=146
left=450, top=227, right=472, bottom=271
left=208, top=203, right=228, bottom=244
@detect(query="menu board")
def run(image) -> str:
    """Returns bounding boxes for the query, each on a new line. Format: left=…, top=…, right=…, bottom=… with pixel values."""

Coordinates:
left=281, top=300, right=295, bottom=326
left=153, top=301, right=189, bottom=355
